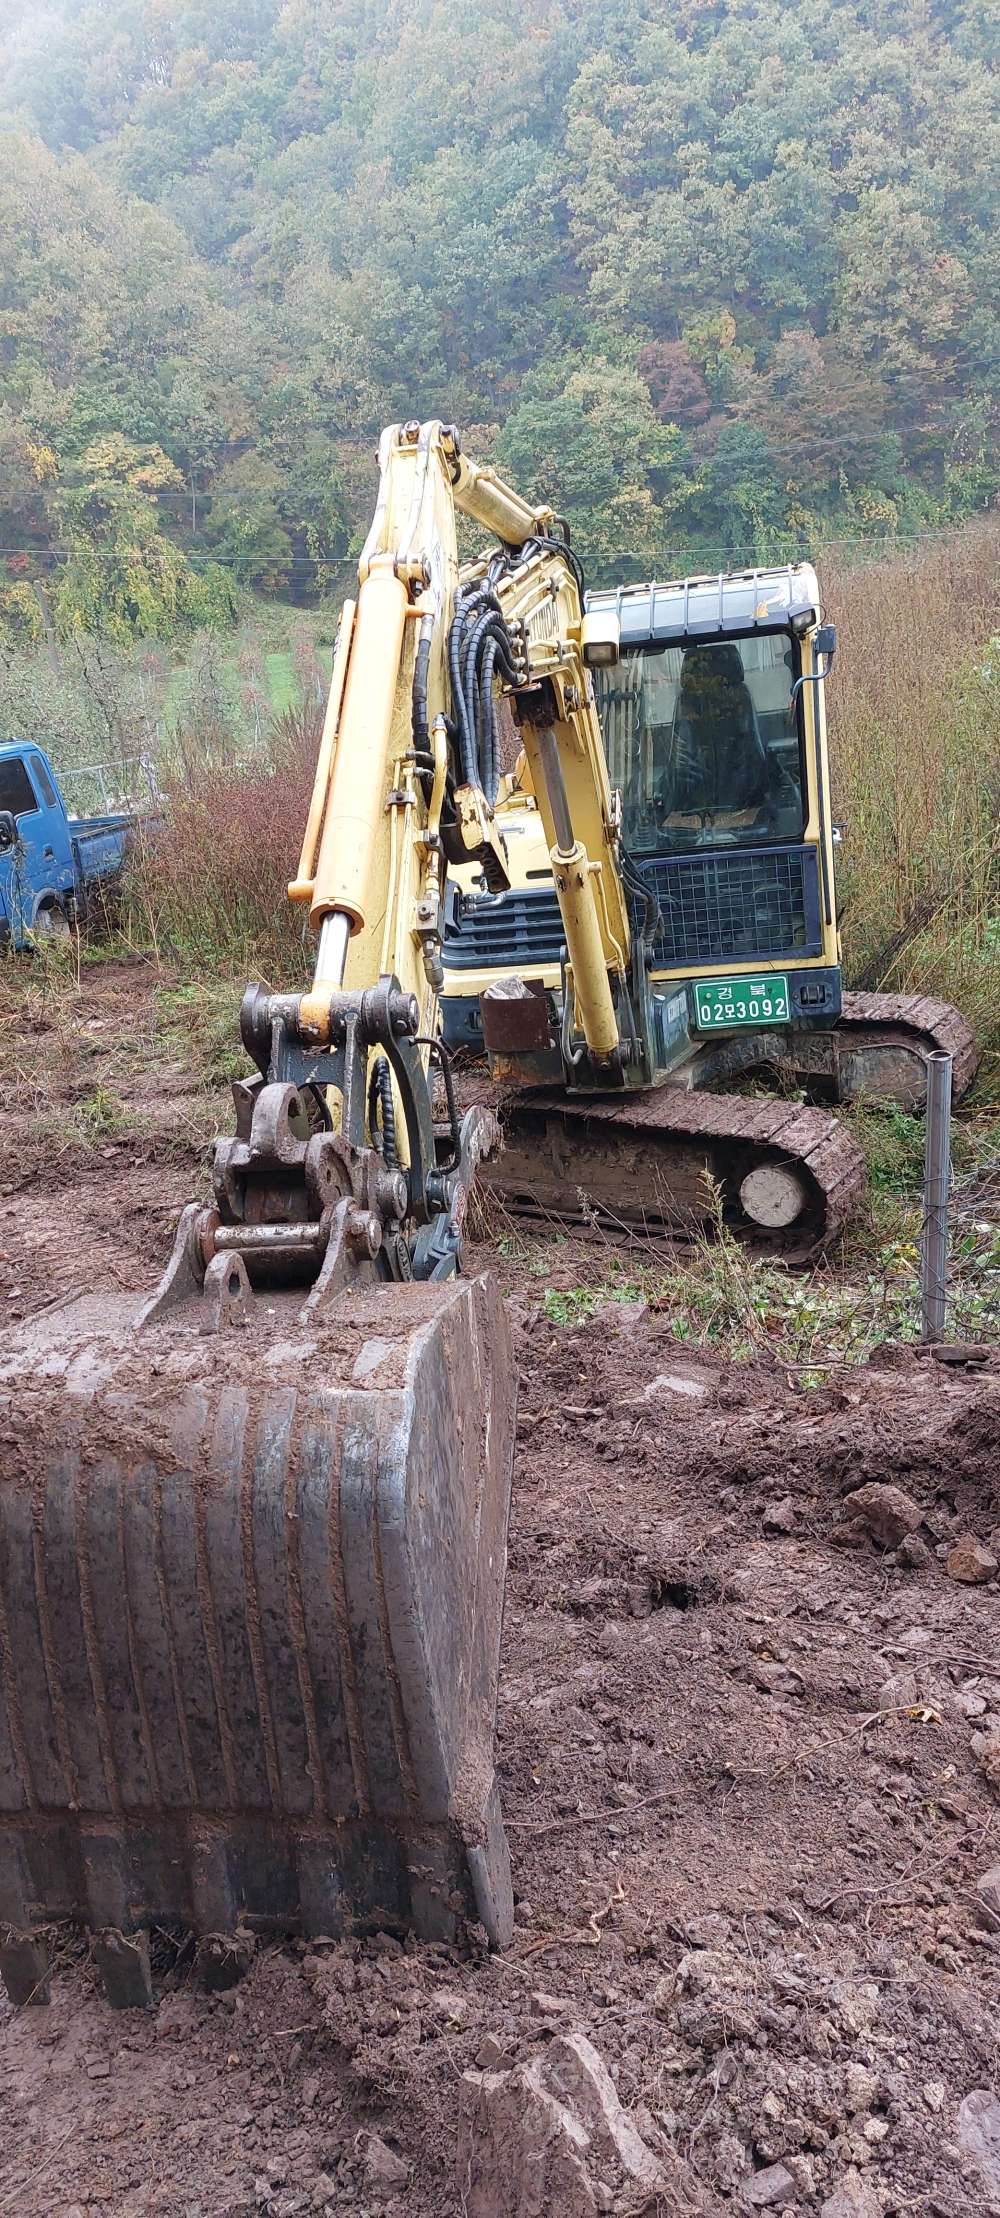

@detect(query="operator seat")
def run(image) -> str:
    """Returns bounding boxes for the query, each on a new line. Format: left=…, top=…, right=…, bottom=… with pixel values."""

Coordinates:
left=672, top=643, right=766, bottom=815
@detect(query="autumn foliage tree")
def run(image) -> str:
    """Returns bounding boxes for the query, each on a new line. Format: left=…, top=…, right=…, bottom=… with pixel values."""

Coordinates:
left=0, top=0, right=996, bottom=627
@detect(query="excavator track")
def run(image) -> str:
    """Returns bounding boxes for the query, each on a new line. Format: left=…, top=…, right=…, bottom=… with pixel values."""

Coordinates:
left=836, top=991, right=980, bottom=1105
left=479, top=1085, right=866, bottom=1258
left=462, top=991, right=978, bottom=1255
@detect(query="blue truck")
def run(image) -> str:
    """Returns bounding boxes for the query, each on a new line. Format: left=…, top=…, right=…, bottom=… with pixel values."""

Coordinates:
left=0, top=741, right=132, bottom=949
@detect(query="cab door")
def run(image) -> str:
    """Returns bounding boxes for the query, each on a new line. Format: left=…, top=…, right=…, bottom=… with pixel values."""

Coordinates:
left=0, top=751, right=71, bottom=939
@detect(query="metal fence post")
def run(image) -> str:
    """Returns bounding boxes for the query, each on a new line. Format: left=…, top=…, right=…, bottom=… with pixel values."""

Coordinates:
left=921, top=1050, right=953, bottom=1343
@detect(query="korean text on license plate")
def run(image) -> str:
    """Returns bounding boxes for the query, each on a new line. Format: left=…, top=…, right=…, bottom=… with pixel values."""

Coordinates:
left=694, top=975, right=790, bottom=1028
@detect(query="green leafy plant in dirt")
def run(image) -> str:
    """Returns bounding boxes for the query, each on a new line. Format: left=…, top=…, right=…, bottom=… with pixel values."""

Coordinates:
left=71, top=1084, right=131, bottom=1145
left=539, top=1233, right=999, bottom=1371
left=156, top=978, right=252, bottom=1092
left=852, top=1105, right=927, bottom=1194
left=530, top=1169, right=999, bottom=1374
left=542, top=1278, right=646, bottom=1327
left=22, top=1079, right=142, bottom=1153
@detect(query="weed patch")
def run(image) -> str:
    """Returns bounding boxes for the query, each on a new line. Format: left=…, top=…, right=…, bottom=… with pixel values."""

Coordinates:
left=156, top=977, right=252, bottom=1089
left=523, top=1161, right=999, bottom=1371
left=825, top=525, right=1000, bottom=1068
left=130, top=702, right=323, bottom=973
left=72, top=1084, right=131, bottom=1144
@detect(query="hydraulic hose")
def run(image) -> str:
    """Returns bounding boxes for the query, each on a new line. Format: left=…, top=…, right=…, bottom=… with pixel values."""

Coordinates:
left=448, top=587, right=519, bottom=802
left=368, top=1054, right=399, bottom=1167
left=620, top=844, right=661, bottom=950
left=411, top=613, right=433, bottom=756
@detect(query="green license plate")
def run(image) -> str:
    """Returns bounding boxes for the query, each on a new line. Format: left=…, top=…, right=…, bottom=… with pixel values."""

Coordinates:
left=694, top=975, right=790, bottom=1029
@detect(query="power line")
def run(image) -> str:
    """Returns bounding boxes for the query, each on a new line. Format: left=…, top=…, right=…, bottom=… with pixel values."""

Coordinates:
left=0, top=546, right=358, bottom=567
left=2, top=522, right=994, bottom=569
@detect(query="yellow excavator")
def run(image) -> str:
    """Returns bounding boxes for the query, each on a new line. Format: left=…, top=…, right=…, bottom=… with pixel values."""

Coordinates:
left=0, top=422, right=977, bottom=2008
left=440, top=575, right=978, bottom=1247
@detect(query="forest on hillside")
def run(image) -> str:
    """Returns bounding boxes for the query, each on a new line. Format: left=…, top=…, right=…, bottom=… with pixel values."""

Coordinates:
left=0, top=0, right=998, bottom=649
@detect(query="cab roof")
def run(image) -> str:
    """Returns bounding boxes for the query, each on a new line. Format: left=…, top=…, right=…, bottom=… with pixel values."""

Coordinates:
left=585, top=563, right=821, bottom=648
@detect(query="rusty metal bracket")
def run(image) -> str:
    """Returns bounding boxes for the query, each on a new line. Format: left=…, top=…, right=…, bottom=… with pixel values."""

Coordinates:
left=141, top=961, right=506, bottom=1328
left=410, top=1103, right=500, bottom=1279
left=200, top=1251, right=252, bottom=1334
left=303, top=1196, right=379, bottom=1316
left=135, top=1202, right=216, bottom=1328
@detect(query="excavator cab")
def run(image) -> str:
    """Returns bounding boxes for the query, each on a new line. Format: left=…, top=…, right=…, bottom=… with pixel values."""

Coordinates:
left=625, top=638, right=790, bottom=833
left=440, top=568, right=976, bottom=1246
left=443, top=566, right=844, bottom=1066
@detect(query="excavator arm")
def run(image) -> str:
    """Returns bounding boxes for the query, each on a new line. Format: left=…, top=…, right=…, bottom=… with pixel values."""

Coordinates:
left=283, top=417, right=640, bottom=1100
left=213, top=412, right=640, bottom=1294
left=287, top=418, right=633, bottom=1078
left=481, top=537, right=637, bottom=1072
left=0, top=418, right=619, bottom=2007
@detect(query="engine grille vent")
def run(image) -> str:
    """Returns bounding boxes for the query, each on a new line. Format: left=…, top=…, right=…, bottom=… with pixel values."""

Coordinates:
left=444, top=884, right=565, bottom=972
left=443, top=847, right=822, bottom=975
left=640, top=846, right=822, bottom=967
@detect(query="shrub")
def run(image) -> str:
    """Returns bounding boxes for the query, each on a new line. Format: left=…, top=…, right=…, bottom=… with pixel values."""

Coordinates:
left=824, top=523, right=1000, bottom=1062
left=137, top=699, right=323, bottom=975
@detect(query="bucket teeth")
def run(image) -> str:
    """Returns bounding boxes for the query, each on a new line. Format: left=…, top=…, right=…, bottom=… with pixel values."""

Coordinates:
left=93, top=1929, right=154, bottom=2011
left=197, top=1928, right=256, bottom=1993
left=0, top=1274, right=515, bottom=2006
left=0, top=1927, right=50, bottom=2007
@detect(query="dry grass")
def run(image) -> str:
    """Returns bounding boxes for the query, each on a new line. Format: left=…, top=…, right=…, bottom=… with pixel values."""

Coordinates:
left=131, top=701, right=323, bottom=977
left=824, top=524, right=1000, bottom=1065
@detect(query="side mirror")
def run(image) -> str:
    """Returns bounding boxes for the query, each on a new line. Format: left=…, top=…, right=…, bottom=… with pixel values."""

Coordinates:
left=789, top=620, right=838, bottom=711
left=0, top=811, right=16, bottom=854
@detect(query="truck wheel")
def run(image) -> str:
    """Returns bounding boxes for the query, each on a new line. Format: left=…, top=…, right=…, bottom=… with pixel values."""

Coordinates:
left=33, top=901, right=72, bottom=943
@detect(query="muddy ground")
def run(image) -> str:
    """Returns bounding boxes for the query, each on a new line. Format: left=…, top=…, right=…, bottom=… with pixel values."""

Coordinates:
left=1, top=957, right=999, bottom=2217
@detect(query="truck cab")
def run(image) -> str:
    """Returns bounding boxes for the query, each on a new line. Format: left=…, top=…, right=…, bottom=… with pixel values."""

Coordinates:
left=0, top=741, right=130, bottom=949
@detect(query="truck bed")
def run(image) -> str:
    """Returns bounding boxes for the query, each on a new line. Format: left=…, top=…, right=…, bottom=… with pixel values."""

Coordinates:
left=69, top=811, right=132, bottom=884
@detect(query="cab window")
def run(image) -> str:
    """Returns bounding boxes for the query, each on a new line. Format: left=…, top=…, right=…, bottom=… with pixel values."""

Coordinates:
left=596, top=633, right=806, bottom=855
left=32, top=756, right=59, bottom=808
left=0, top=759, right=39, bottom=818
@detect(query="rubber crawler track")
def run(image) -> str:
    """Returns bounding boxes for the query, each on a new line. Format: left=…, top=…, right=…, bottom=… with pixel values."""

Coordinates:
left=486, top=1087, right=866, bottom=1258
left=470, top=992, right=977, bottom=1258
left=838, top=991, right=980, bottom=1101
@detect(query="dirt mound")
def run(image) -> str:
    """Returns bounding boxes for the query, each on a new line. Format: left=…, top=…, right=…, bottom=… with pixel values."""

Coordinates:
left=2, top=1300, right=998, bottom=2213
left=2, top=962, right=1000, bottom=2215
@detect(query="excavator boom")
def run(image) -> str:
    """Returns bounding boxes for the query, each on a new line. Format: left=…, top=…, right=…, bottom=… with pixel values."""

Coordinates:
left=0, top=421, right=568, bottom=2006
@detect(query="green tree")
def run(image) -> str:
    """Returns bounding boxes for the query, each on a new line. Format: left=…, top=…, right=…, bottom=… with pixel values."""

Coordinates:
left=51, top=436, right=234, bottom=639
left=203, top=454, right=295, bottom=589
left=0, top=0, right=996, bottom=585
left=497, top=356, right=692, bottom=579
left=690, top=423, right=786, bottom=562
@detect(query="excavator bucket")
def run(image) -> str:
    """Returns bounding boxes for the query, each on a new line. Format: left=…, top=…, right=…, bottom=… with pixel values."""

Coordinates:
left=0, top=1272, right=514, bottom=2007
